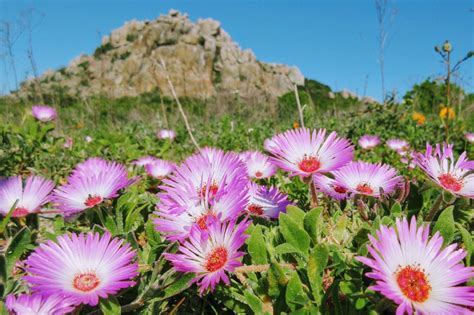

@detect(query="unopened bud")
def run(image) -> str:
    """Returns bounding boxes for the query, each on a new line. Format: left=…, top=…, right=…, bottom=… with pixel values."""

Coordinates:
left=443, top=41, right=452, bottom=53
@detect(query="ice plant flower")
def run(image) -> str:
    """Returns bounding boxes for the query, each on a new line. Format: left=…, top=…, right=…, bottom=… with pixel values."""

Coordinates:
left=313, top=174, right=349, bottom=201
left=6, top=293, right=76, bottom=315
left=157, top=129, right=176, bottom=140
left=266, top=128, right=353, bottom=178
left=386, top=139, right=409, bottom=152
left=31, top=105, right=57, bottom=122
left=53, top=159, right=133, bottom=214
left=333, top=161, right=402, bottom=198
left=246, top=182, right=291, bottom=219
left=131, top=155, right=159, bottom=167
left=356, top=217, right=474, bottom=314
left=164, top=219, right=250, bottom=294
left=358, top=135, right=381, bottom=150
left=24, top=232, right=138, bottom=306
left=464, top=133, right=474, bottom=143
left=240, top=151, right=277, bottom=179
left=263, top=138, right=278, bottom=152
left=154, top=178, right=248, bottom=241
left=158, top=150, right=248, bottom=213
left=199, top=147, right=225, bottom=163
left=414, top=143, right=474, bottom=199
left=0, top=176, right=55, bottom=217
left=145, top=159, right=175, bottom=179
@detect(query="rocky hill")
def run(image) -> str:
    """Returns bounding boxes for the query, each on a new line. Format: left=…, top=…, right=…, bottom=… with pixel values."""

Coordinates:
left=18, top=10, right=304, bottom=101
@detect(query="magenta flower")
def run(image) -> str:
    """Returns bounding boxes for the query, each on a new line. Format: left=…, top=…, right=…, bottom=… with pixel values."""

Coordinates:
left=414, top=143, right=473, bottom=199
left=131, top=156, right=159, bottom=167
left=0, top=176, right=54, bottom=217
left=333, top=161, right=402, bottom=198
left=199, top=147, right=225, bottom=163
left=157, top=150, right=248, bottom=213
left=465, top=133, right=474, bottom=143
left=356, top=217, right=474, bottom=314
left=63, top=137, right=73, bottom=149
left=240, top=151, right=277, bottom=179
left=358, top=135, right=380, bottom=150
left=386, top=139, right=409, bottom=153
left=164, top=219, right=250, bottom=294
left=267, top=128, right=354, bottom=178
left=145, top=159, right=175, bottom=179
left=53, top=158, right=133, bottom=214
left=24, top=232, right=138, bottom=306
left=6, top=293, right=76, bottom=315
left=246, top=182, right=291, bottom=219
left=156, top=129, right=176, bottom=140
left=263, top=138, right=278, bottom=152
left=313, top=174, right=349, bottom=201
left=32, top=105, right=57, bottom=122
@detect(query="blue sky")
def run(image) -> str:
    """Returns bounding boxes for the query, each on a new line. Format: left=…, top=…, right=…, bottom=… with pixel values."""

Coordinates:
left=1, top=0, right=473, bottom=100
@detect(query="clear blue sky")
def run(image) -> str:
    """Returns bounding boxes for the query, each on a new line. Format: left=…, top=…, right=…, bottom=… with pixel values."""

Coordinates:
left=1, top=0, right=473, bottom=100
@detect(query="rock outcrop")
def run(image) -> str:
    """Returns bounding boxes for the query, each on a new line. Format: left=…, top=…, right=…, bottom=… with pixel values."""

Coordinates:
left=19, top=10, right=304, bottom=101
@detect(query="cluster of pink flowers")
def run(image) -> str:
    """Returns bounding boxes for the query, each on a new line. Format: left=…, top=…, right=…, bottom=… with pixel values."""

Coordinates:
left=3, top=117, right=474, bottom=312
left=154, top=147, right=289, bottom=292
left=132, top=155, right=176, bottom=179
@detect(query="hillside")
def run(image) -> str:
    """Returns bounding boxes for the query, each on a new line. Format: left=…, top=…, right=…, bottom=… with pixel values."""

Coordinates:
left=17, top=10, right=304, bottom=102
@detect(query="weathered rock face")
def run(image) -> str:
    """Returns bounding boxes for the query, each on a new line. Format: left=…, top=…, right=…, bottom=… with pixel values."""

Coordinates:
left=19, top=10, right=304, bottom=101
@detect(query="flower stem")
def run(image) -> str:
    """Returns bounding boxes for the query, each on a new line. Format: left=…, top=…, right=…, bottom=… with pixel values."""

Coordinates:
left=425, top=193, right=444, bottom=222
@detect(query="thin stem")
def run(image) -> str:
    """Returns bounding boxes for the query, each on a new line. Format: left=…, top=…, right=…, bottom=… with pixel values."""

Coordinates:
left=156, top=58, right=200, bottom=151
left=294, top=84, right=305, bottom=128
left=425, top=193, right=444, bottom=221
left=309, top=179, right=318, bottom=208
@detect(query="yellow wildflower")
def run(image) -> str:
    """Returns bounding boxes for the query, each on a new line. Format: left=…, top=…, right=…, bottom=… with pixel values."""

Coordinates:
left=412, top=112, right=426, bottom=125
left=439, top=106, right=455, bottom=120
left=293, top=121, right=300, bottom=129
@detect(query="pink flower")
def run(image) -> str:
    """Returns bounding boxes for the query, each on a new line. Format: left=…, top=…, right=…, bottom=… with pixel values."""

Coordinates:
left=24, top=232, right=138, bottom=306
left=6, top=293, right=76, bottom=315
left=0, top=176, right=54, bottom=217
left=333, top=161, right=402, bottom=198
left=266, top=128, right=354, bottom=178
left=245, top=182, right=291, bottom=219
left=164, top=219, right=250, bottom=294
left=156, top=129, right=176, bottom=140
left=358, top=135, right=380, bottom=150
left=53, top=158, right=134, bottom=214
left=414, top=143, right=473, bottom=199
left=144, top=159, right=175, bottom=179
left=313, top=173, right=349, bottom=200
left=356, top=217, right=474, bottom=314
left=32, top=105, right=57, bottom=122
left=240, top=151, right=277, bottom=179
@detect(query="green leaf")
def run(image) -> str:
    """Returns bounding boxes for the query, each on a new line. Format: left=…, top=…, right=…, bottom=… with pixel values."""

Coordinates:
left=0, top=200, right=18, bottom=233
left=247, top=225, right=267, bottom=264
left=5, top=227, right=31, bottom=274
left=274, top=243, right=301, bottom=256
left=286, top=205, right=306, bottom=226
left=285, top=272, right=307, bottom=308
left=390, top=202, right=402, bottom=214
left=304, top=207, right=323, bottom=243
left=162, top=273, right=195, bottom=299
left=307, top=244, right=329, bottom=304
left=433, top=206, right=455, bottom=244
left=457, top=224, right=473, bottom=265
left=279, top=213, right=310, bottom=256
left=0, top=255, right=6, bottom=284
left=99, top=295, right=121, bottom=315
left=268, top=262, right=286, bottom=299
left=243, top=291, right=263, bottom=314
